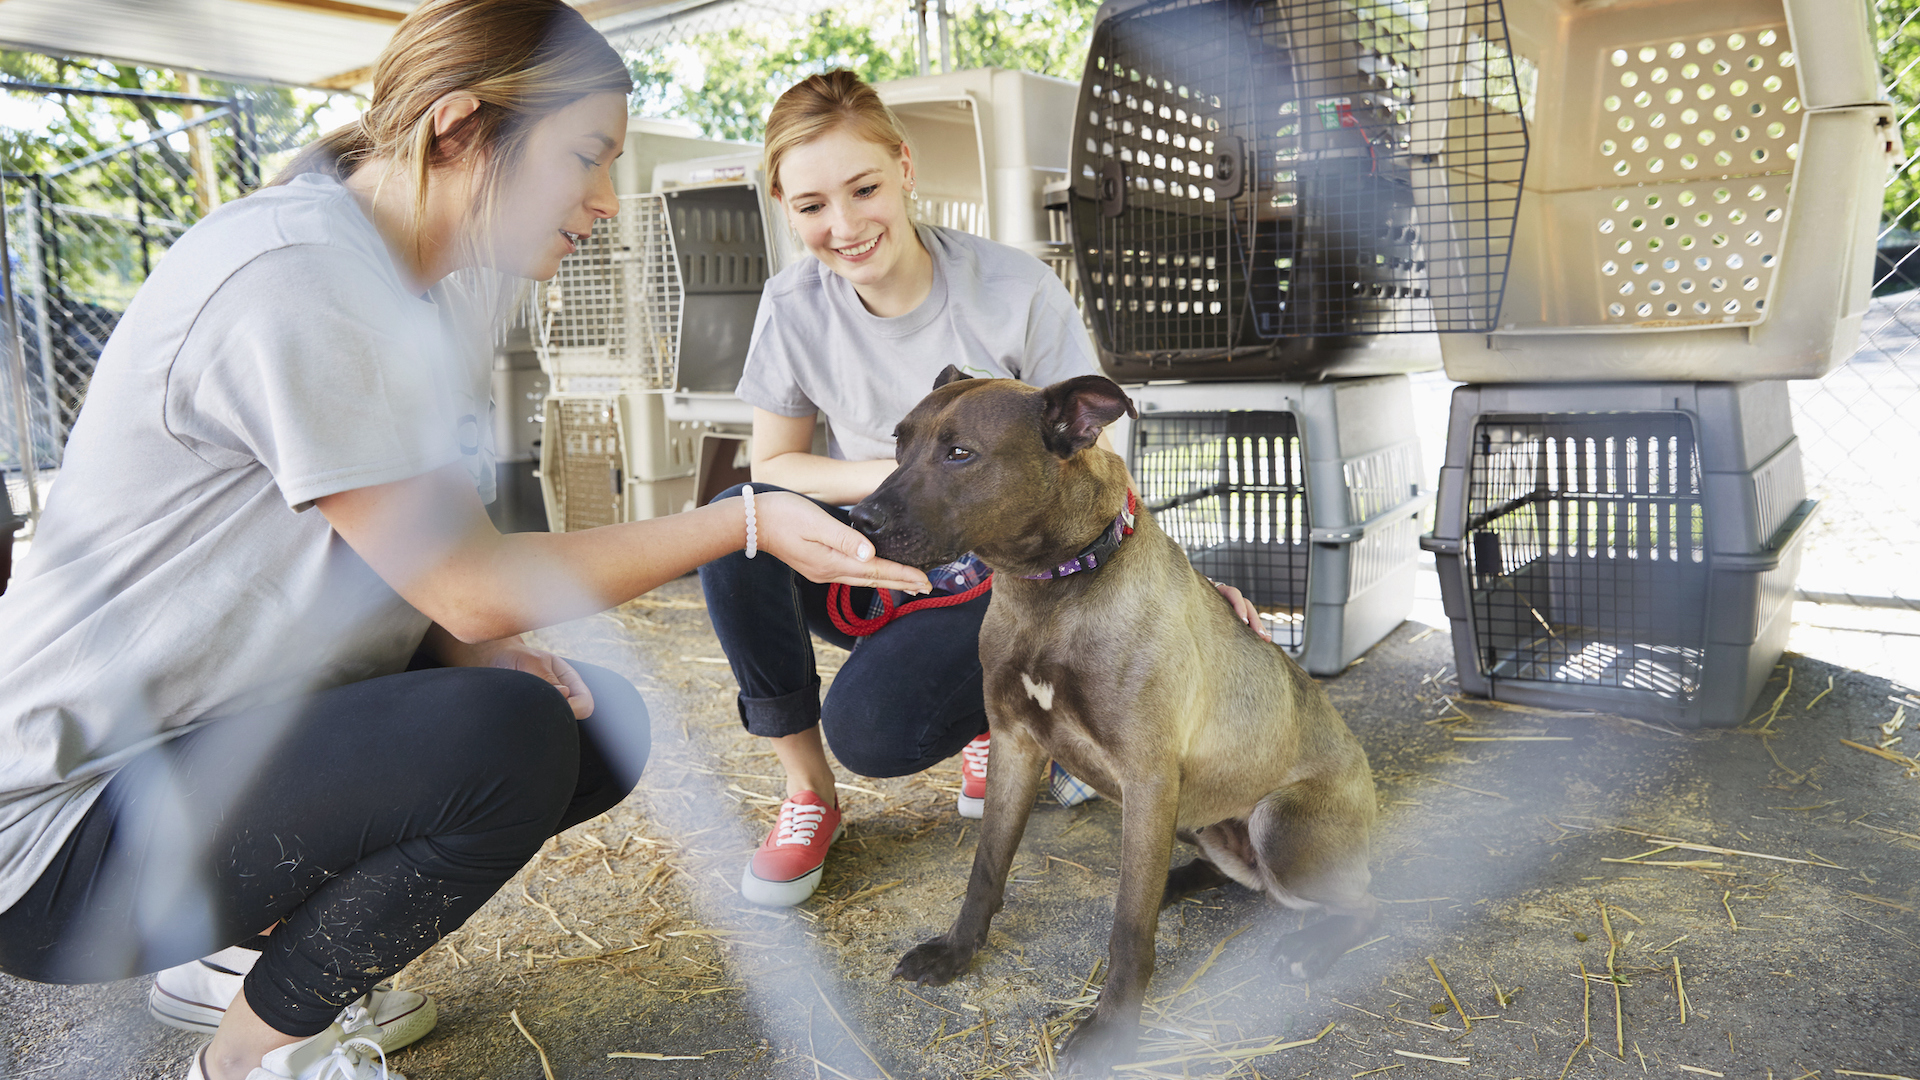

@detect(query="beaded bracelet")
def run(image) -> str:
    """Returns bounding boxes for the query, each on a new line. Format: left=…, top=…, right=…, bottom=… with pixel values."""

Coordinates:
left=742, top=485, right=758, bottom=559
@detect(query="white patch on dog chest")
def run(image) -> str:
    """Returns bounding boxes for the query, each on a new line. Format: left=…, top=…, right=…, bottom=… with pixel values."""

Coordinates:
left=1020, top=673, right=1055, bottom=711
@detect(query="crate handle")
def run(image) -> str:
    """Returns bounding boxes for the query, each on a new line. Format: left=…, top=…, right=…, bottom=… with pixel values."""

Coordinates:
left=1309, top=488, right=1435, bottom=545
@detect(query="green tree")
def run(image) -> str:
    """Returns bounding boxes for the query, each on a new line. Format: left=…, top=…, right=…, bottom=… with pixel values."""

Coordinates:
left=1878, top=0, right=1920, bottom=241
left=626, top=0, right=1101, bottom=143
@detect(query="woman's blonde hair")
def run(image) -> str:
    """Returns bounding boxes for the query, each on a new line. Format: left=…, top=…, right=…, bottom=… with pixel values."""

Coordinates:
left=763, top=70, right=911, bottom=197
left=271, top=0, right=630, bottom=260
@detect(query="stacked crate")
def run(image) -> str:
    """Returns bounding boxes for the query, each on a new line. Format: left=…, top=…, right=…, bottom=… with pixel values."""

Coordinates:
left=1067, top=0, right=1528, bottom=672
left=1419, top=0, right=1890, bottom=725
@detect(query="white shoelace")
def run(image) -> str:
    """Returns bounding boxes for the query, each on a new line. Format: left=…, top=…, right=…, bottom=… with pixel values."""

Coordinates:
left=312, top=1035, right=390, bottom=1080
left=774, top=801, right=829, bottom=846
left=962, top=737, right=990, bottom=781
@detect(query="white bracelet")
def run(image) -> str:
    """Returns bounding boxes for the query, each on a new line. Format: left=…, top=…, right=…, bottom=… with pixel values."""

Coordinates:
left=742, top=485, right=758, bottom=559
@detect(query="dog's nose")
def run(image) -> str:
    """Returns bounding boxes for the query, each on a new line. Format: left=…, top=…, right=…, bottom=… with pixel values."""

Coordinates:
left=849, top=502, right=889, bottom=536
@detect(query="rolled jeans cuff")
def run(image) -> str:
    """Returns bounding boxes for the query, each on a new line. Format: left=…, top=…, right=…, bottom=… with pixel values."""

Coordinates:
left=737, top=675, right=824, bottom=738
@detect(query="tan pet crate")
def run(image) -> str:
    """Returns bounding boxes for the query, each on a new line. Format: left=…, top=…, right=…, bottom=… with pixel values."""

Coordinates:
left=1438, top=0, right=1894, bottom=381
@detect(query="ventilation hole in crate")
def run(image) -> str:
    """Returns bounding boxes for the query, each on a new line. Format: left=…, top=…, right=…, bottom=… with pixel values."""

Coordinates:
left=1637, top=302, right=1653, bottom=316
left=1648, top=280, right=1665, bottom=295
left=1726, top=252, right=1744, bottom=268
left=1679, top=278, right=1695, bottom=293
left=1693, top=300, right=1710, bottom=314
left=1742, top=276, right=1759, bottom=290
left=1710, top=276, right=1727, bottom=291
left=1609, top=302, right=1626, bottom=316
left=1724, top=299, right=1742, bottom=313
left=1603, top=260, right=1618, bottom=274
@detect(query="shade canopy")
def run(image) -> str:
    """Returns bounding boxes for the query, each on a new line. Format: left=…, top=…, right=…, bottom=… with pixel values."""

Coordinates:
left=0, top=0, right=763, bottom=90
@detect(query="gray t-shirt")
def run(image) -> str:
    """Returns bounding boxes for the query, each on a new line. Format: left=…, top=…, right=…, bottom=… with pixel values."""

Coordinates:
left=0, top=173, right=497, bottom=913
left=735, top=224, right=1099, bottom=461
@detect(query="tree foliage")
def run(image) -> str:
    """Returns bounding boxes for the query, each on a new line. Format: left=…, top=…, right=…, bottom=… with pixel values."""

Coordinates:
left=627, top=0, right=1101, bottom=143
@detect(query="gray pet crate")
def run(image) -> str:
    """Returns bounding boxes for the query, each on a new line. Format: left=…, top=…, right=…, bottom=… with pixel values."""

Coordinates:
left=1421, top=381, right=1815, bottom=728
left=1128, top=375, right=1430, bottom=674
left=1066, top=0, right=1528, bottom=381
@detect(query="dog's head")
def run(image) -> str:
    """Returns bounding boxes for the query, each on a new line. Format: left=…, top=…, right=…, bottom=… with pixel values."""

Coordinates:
left=849, top=366, right=1137, bottom=572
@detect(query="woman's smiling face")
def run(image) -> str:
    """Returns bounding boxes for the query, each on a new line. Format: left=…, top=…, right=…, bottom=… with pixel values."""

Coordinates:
left=491, top=91, right=626, bottom=280
left=776, top=125, right=916, bottom=289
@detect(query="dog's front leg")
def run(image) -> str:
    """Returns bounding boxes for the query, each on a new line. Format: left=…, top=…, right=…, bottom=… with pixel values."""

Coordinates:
left=1059, top=768, right=1181, bottom=1075
left=893, top=725, right=1049, bottom=986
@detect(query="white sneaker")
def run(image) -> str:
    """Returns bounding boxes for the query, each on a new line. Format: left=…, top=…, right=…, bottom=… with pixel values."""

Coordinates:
left=152, top=946, right=435, bottom=1054
left=183, top=1024, right=403, bottom=1080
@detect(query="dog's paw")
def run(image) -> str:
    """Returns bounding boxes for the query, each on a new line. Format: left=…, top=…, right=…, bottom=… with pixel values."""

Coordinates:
left=1057, top=1015, right=1139, bottom=1077
left=1270, top=914, right=1370, bottom=983
left=893, top=936, right=976, bottom=986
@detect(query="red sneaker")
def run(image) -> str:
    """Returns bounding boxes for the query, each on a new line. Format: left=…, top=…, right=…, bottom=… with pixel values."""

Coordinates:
left=740, top=791, right=843, bottom=906
left=957, top=732, right=989, bottom=819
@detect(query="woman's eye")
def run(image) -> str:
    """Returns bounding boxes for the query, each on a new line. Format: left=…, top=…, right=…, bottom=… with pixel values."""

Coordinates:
left=797, top=203, right=822, bottom=215
left=577, top=155, right=598, bottom=170
left=855, top=184, right=879, bottom=198
left=945, top=446, right=972, bottom=462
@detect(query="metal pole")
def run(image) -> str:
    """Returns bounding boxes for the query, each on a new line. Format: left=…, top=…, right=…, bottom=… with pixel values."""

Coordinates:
left=0, top=182, right=44, bottom=521
left=937, top=0, right=952, bottom=73
left=23, top=185, right=57, bottom=446
left=913, top=0, right=932, bottom=76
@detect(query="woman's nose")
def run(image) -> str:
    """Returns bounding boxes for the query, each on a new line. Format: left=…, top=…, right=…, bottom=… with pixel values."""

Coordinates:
left=587, top=168, right=618, bottom=218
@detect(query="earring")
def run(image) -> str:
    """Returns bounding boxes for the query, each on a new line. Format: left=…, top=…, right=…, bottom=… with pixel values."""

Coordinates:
left=908, top=179, right=921, bottom=202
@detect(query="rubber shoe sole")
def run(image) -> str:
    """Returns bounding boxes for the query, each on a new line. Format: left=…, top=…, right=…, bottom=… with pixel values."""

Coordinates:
left=739, top=823, right=844, bottom=906
left=150, top=962, right=435, bottom=1055
left=956, top=792, right=985, bottom=819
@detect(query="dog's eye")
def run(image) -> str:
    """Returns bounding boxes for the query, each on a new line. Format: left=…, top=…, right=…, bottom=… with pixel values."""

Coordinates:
left=945, top=446, right=973, bottom=462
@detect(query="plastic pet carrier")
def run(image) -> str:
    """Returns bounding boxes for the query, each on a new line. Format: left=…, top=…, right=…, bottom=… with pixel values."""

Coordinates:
left=1421, top=381, right=1816, bottom=727
left=1128, top=375, right=1431, bottom=674
left=1438, top=0, right=1893, bottom=382
left=1067, top=0, right=1528, bottom=381
left=876, top=68, right=1080, bottom=251
left=535, top=193, right=702, bottom=529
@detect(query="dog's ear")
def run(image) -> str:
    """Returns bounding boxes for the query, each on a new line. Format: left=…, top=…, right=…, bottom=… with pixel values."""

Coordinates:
left=1040, top=376, right=1137, bottom=459
left=933, top=365, right=973, bottom=390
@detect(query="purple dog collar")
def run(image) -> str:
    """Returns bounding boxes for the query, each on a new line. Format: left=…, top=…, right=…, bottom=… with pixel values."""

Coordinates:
left=1024, top=490, right=1138, bottom=581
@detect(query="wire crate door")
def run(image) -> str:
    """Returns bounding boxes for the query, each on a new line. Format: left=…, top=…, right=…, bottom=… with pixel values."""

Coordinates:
left=1465, top=413, right=1709, bottom=702
left=540, top=395, right=628, bottom=533
left=537, top=194, right=681, bottom=391
left=1068, top=0, right=1527, bottom=368
left=1133, top=410, right=1312, bottom=648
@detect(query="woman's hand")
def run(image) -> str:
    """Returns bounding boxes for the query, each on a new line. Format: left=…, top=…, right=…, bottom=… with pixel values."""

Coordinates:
left=1212, top=579, right=1272, bottom=642
left=431, top=629, right=594, bottom=719
left=756, top=490, right=932, bottom=593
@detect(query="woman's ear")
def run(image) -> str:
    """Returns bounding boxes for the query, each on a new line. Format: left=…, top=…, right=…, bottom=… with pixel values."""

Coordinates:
left=430, top=92, right=482, bottom=139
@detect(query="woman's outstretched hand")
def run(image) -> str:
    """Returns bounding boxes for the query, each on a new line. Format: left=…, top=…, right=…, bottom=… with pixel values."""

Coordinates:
left=429, top=628, right=595, bottom=719
left=756, top=490, right=932, bottom=593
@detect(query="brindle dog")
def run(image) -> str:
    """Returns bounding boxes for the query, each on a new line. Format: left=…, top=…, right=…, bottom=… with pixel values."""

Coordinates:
left=854, top=368, right=1380, bottom=1076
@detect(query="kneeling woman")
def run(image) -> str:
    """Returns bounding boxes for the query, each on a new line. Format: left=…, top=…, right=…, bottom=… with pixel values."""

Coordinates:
left=0, top=5, right=924, bottom=1080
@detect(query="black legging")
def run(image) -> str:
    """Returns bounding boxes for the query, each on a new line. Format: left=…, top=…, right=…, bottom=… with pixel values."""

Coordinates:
left=0, top=657, right=649, bottom=1037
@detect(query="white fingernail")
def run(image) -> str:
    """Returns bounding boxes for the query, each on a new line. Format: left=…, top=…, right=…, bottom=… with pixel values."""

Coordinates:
left=857, top=543, right=874, bottom=560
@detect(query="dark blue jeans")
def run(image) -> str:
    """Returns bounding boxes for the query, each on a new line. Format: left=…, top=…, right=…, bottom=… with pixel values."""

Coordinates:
left=0, top=657, right=648, bottom=1037
left=697, top=484, right=989, bottom=778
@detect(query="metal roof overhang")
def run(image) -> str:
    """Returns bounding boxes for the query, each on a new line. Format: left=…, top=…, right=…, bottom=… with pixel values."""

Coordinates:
left=0, top=0, right=742, bottom=90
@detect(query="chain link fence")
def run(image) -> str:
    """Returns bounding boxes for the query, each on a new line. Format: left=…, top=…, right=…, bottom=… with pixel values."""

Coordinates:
left=1785, top=2, right=1920, bottom=612
left=2, top=78, right=322, bottom=530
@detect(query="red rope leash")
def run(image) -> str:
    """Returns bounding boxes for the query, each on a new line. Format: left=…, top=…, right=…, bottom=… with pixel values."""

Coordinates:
left=827, top=575, right=994, bottom=638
